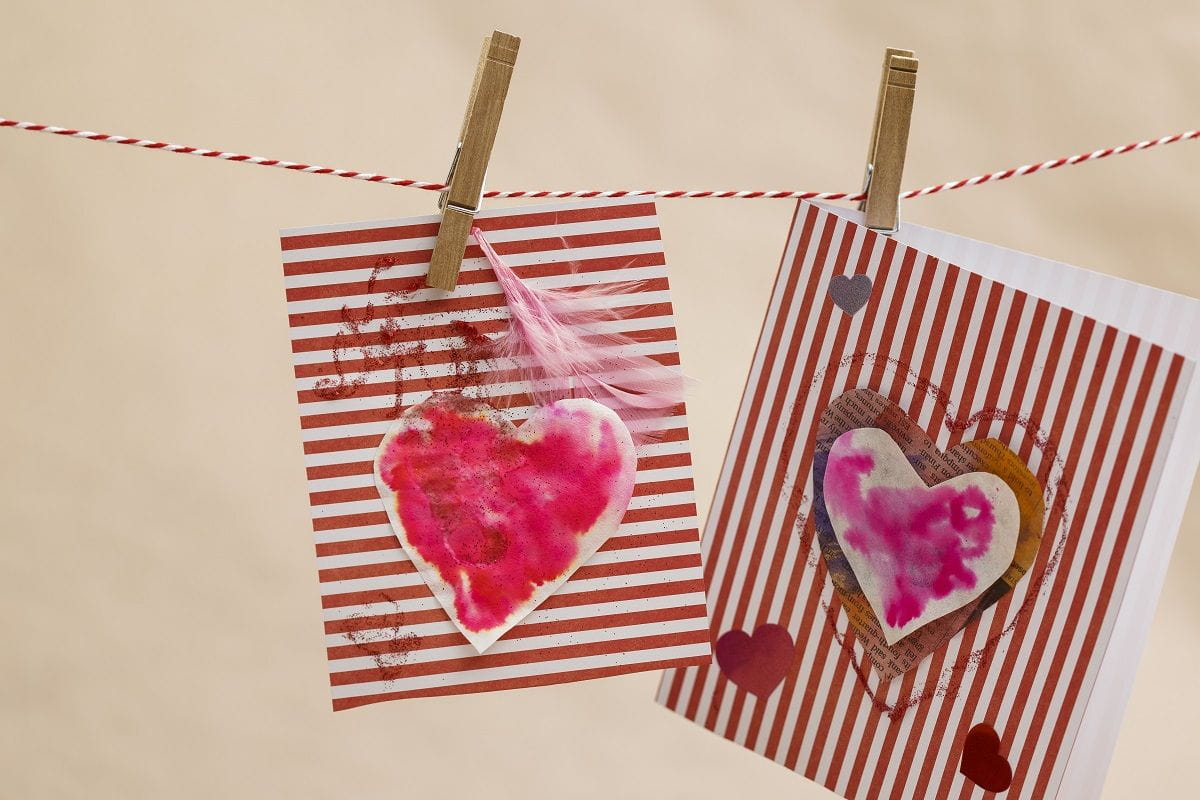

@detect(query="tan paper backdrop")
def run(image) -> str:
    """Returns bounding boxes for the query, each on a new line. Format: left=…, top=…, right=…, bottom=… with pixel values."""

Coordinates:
left=2, top=2, right=1197, bottom=797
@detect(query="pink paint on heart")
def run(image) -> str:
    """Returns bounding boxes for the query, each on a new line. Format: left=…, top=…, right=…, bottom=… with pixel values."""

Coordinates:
left=376, top=395, right=633, bottom=634
left=824, top=440, right=996, bottom=629
left=714, top=624, right=794, bottom=698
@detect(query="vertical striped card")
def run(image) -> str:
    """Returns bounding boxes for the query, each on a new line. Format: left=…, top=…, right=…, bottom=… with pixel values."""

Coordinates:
left=658, top=200, right=1197, bottom=799
left=282, top=197, right=710, bottom=710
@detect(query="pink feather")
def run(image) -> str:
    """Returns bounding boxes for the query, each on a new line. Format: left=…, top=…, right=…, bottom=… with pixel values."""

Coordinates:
left=472, top=226, right=686, bottom=441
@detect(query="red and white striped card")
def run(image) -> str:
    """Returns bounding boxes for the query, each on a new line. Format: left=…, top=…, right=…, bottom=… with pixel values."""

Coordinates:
left=281, top=197, right=710, bottom=710
left=658, top=200, right=1199, bottom=799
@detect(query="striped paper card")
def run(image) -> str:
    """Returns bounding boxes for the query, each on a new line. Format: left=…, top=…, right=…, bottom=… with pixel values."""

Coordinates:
left=282, top=197, right=710, bottom=710
left=658, top=200, right=1196, bottom=799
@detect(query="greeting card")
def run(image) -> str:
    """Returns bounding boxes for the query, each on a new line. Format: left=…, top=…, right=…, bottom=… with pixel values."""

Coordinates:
left=282, top=197, right=710, bottom=709
left=658, top=200, right=1200, bottom=799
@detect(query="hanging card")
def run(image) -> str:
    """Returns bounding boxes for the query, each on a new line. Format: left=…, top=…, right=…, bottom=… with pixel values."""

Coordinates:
left=282, top=197, right=710, bottom=709
left=659, top=200, right=1200, bottom=799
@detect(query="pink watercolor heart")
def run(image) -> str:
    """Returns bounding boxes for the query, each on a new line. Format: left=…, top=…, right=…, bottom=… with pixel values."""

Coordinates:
left=824, top=428, right=1020, bottom=644
left=374, top=393, right=637, bottom=653
left=715, top=624, right=795, bottom=698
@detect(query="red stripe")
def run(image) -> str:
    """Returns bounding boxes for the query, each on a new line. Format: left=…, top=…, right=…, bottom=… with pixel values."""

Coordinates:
left=881, top=284, right=1027, bottom=795
left=295, top=352, right=682, bottom=408
left=798, top=233, right=910, bottom=783
left=681, top=202, right=819, bottom=723
left=817, top=260, right=984, bottom=788
left=288, top=275, right=671, bottom=330
left=330, top=628, right=710, bottom=686
left=699, top=206, right=834, bottom=730
left=305, top=450, right=692, bottom=480
left=285, top=230, right=663, bottom=297
left=318, top=552, right=701, bottom=585
left=281, top=202, right=656, bottom=251
left=323, top=576, right=706, bottom=613
left=730, top=217, right=864, bottom=748
left=326, top=603, right=709, bottom=657
left=935, top=320, right=1119, bottom=798
left=820, top=253, right=946, bottom=789
left=315, top=527, right=700, bottom=561
left=293, top=325, right=678, bottom=380
left=1028, top=351, right=1183, bottom=797
left=1017, top=346, right=1174, bottom=798
left=743, top=223, right=886, bottom=755
left=333, top=653, right=709, bottom=711
left=908, top=298, right=1066, bottom=800
left=310, top=475, right=693, bottom=508
left=312, top=500, right=697, bottom=534
left=291, top=302, right=676, bottom=355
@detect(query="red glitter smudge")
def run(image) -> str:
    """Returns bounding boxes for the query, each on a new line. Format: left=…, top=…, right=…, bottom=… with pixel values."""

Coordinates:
left=312, top=256, right=422, bottom=417
left=445, top=319, right=497, bottom=395
left=342, top=601, right=422, bottom=678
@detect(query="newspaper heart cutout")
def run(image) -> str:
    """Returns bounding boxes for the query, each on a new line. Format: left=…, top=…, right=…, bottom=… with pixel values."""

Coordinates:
left=812, top=389, right=1044, bottom=678
left=824, top=427, right=1020, bottom=644
left=374, top=394, right=637, bottom=653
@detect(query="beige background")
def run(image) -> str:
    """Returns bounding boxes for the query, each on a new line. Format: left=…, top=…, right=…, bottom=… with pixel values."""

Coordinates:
left=2, top=2, right=1197, bottom=797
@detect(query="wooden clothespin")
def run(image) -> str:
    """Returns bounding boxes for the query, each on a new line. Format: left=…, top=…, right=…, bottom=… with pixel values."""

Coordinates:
left=860, top=48, right=918, bottom=233
left=426, top=31, right=521, bottom=291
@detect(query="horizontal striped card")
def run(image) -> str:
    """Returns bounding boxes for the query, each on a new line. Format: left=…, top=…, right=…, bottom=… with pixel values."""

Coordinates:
left=281, top=197, right=710, bottom=710
left=658, top=200, right=1199, bottom=799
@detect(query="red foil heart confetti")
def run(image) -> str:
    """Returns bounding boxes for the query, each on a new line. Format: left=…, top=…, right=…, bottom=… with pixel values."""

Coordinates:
left=959, top=723, right=1014, bottom=792
left=714, top=624, right=796, bottom=699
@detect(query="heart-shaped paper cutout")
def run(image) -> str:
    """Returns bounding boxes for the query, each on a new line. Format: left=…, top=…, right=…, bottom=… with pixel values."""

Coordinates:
left=824, top=427, right=1020, bottom=644
left=714, top=624, right=794, bottom=698
left=812, top=389, right=1044, bottom=678
left=959, top=723, right=1013, bottom=792
left=828, top=274, right=873, bottom=315
left=374, top=393, right=637, bottom=653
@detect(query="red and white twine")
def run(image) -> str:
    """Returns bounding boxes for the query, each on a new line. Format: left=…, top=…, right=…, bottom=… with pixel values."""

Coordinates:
left=2, top=117, right=1196, bottom=202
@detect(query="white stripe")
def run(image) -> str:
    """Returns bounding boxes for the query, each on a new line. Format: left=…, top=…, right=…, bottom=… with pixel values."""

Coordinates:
left=321, top=563, right=704, bottom=604
left=289, top=289, right=675, bottom=339
left=289, top=314, right=678, bottom=365
left=329, top=616, right=708, bottom=673
left=309, top=463, right=694, bottom=494
left=299, top=400, right=687, bottom=442
left=286, top=260, right=668, bottom=313
left=279, top=195, right=650, bottom=238
left=315, top=514, right=699, bottom=549
left=317, top=539, right=699, bottom=571
left=294, top=340, right=680, bottom=401
left=311, top=489, right=694, bottom=520
left=326, top=590, right=709, bottom=645
left=282, top=215, right=659, bottom=271
left=330, top=641, right=712, bottom=700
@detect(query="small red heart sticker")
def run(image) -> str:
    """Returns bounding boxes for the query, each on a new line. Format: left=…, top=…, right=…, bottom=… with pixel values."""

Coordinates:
left=714, top=624, right=794, bottom=698
left=959, top=723, right=1013, bottom=793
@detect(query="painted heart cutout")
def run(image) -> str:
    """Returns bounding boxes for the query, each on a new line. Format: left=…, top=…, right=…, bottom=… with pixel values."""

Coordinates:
left=824, top=427, right=1020, bottom=644
left=374, top=393, right=637, bottom=653
left=812, top=389, right=1044, bottom=679
left=959, top=723, right=1013, bottom=792
left=828, top=274, right=873, bottom=315
left=715, top=624, right=794, bottom=698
